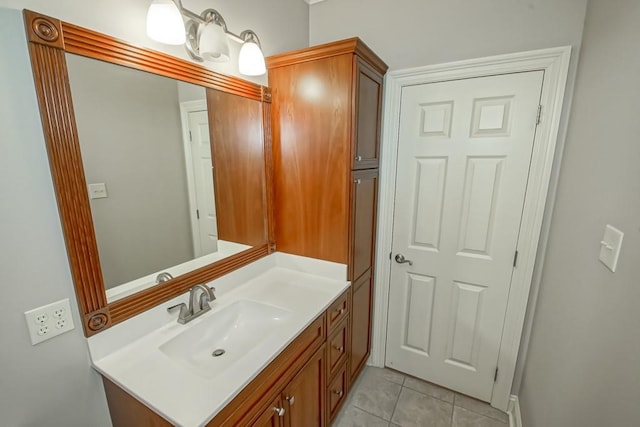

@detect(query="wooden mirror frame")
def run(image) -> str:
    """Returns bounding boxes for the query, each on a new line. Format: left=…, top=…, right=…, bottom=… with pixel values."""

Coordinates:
left=23, top=10, right=276, bottom=336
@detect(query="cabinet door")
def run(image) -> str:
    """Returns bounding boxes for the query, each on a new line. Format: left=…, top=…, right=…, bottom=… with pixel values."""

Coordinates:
left=350, top=169, right=379, bottom=281
left=283, top=346, right=325, bottom=427
left=251, top=396, right=285, bottom=427
left=350, top=269, right=373, bottom=381
left=352, top=58, right=383, bottom=170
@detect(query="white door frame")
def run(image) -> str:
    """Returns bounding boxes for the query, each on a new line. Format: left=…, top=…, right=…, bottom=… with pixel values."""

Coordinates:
left=179, top=99, right=209, bottom=257
left=370, top=47, right=571, bottom=411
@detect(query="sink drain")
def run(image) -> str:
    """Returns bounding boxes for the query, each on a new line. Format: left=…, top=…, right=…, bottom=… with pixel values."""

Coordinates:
left=212, top=349, right=226, bottom=357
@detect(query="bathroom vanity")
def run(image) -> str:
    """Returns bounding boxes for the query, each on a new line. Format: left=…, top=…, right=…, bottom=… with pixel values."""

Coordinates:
left=89, top=254, right=350, bottom=426
left=23, top=9, right=385, bottom=427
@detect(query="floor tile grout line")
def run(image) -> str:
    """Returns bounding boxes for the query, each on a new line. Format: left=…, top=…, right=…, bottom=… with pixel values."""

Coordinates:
left=388, top=385, right=403, bottom=424
left=402, top=383, right=455, bottom=406
left=453, top=394, right=509, bottom=423
left=350, top=402, right=394, bottom=424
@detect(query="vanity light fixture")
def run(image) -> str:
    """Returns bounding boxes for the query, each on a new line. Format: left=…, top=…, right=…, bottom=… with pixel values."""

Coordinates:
left=238, top=30, right=267, bottom=76
left=146, top=0, right=266, bottom=75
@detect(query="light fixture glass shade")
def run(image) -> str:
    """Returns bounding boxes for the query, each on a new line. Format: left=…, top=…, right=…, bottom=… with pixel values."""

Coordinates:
left=199, top=22, right=230, bottom=62
left=238, top=41, right=266, bottom=76
left=146, top=0, right=185, bottom=45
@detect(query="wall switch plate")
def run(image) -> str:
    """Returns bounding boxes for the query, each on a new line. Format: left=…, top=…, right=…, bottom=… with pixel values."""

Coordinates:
left=88, top=182, right=108, bottom=199
left=24, top=298, right=75, bottom=345
left=599, top=224, right=624, bottom=272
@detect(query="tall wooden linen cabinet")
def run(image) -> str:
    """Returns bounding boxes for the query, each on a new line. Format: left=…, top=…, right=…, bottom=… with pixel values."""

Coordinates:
left=267, top=38, right=388, bottom=414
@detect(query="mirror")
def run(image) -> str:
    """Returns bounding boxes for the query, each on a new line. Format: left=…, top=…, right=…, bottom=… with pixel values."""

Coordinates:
left=66, top=54, right=266, bottom=302
left=24, top=10, right=274, bottom=335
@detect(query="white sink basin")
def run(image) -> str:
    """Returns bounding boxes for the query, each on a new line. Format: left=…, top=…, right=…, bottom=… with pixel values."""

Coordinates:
left=159, top=300, right=291, bottom=379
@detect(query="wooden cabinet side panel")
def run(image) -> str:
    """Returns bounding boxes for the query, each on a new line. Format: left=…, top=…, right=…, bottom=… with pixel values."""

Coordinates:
left=270, top=55, right=353, bottom=264
left=102, top=377, right=172, bottom=427
left=350, top=269, right=373, bottom=381
left=208, top=89, right=268, bottom=247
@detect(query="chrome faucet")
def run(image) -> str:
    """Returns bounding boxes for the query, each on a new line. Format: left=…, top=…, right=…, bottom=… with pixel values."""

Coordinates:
left=167, top=284, right=216, bottom=324
left=156, top=272, right=174, bottom=284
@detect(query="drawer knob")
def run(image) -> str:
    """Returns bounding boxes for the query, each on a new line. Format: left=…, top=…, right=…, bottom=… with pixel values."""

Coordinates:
left=334, top=345, right=344, bottom=353
left=335, top=307, right=345, bottom=316
left=333, top=389, right=344, bottom=397
left=273, top=407, right=285, bottom=417
left=285, top=395, right=295, bottom=406
left=355, top=155, right=363, bottom=162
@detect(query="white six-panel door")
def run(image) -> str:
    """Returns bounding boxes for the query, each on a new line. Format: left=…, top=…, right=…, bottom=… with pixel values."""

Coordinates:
left=385, top=71, right=544, bottom=401
left=187, top=109, right=219, bottom=256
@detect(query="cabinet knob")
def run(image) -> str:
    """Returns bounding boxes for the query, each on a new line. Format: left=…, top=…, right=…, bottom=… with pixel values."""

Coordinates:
left=354, top=179, right=361, bottom=184
left=333, top=389, right=344, bottom=397
left=285, top=395, right=295, bottom=406
left=355, top=155, right=363, bottom=162
left=273, top=407, right=285, bottom=417
left=333, top=345, right=344, bottom=353
left=335, top=307, right=345, bottom=316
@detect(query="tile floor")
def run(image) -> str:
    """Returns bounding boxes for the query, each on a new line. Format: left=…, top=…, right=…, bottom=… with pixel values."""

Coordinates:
left=332, top=367, right=509, bottom=427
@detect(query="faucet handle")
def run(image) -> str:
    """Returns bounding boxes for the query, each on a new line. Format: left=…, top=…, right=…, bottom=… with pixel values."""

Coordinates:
left=167, top=302, right=188, bottom=318
left=167, top=302, right=186, bottom=312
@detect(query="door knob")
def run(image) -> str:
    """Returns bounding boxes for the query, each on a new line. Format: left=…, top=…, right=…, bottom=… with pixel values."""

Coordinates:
left=394, top=253, right=413, bottom=266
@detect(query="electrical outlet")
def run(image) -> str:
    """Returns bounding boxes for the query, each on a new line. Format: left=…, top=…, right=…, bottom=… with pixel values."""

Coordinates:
left=24, top=299, right=75, bottom=345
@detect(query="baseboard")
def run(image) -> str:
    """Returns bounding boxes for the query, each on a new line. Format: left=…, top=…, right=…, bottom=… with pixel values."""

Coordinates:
left=508, top=395, right=522, bottom=427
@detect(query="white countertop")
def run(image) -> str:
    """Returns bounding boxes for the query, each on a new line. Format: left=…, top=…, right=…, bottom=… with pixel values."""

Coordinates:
left=87, top=253, right=349, bottom=427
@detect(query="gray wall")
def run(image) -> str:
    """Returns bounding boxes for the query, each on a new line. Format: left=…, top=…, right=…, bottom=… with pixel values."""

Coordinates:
left=309, top=0, right=587, bottom=71
left=68, top=54, right=193, bottom=289
left=519, top=0, right=640, bottom=425
left=0, top=9, right=112, bottom=427
left=0, top=0, right=309, bottom=425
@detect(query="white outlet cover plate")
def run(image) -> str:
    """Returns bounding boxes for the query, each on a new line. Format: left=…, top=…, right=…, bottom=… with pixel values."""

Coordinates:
left=599, top=224, right=624, bottom=272
left=24, top=298, right=75, bottom=345
left=88, top=182, right=108, bottom=199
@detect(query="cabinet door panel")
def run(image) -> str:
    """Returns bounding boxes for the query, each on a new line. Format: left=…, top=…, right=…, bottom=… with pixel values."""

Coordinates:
left=350, top=270, right=373, bottom=381
left=350, top=169, right=379, bottom=281
left=352, top=58, right=383, bottom=170
left=328, top=363, right=349, bottom=421
left=283, top=346, right=325, bottom=427
left=251, top=397, right=284, bottom=427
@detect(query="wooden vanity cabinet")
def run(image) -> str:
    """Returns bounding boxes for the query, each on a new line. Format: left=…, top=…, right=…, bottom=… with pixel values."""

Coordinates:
left=267, top=38, right=387, bottom=387
left=251, top=346, right=325, bottom=427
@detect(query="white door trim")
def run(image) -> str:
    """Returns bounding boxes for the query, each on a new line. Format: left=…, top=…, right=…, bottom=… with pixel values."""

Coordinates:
left=179, top=99, right=208, bottom=257
left=370, top=47, right=571, bottom=411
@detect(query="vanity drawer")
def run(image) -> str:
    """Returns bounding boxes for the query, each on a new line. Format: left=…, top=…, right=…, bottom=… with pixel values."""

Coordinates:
left=327, top=289, right=349, bottom=332
left=327, top=318, right=349, bottom=378
left=327, top=363, right=348, bottom=421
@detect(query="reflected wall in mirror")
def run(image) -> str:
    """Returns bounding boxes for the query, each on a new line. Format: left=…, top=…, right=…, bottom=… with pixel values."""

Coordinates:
left=24, top=9, right=274, bottom=335
left=66, top=55, right=264, bottom=302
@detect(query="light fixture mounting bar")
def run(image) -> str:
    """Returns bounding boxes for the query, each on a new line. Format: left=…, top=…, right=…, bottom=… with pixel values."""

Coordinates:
left=173, top=0, right=245, bottom=43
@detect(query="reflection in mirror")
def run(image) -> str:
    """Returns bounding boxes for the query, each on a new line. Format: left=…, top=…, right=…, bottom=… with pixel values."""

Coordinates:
left=65, top=54, right=260, bottom=302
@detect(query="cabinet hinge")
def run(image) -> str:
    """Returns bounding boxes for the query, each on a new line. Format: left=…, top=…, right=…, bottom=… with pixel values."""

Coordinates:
left=494, top=367, right=499, bottom=382
left=196, top=209, right=200, bottom=219
left=189, top=130, right=193, bottom=141
left=389, top=252, right=392, bottom=260
left=513, top=250, right=519, bottom=267
left=536, top=105, right=542, bottom=125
